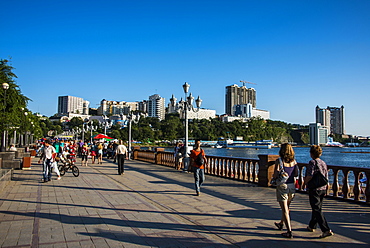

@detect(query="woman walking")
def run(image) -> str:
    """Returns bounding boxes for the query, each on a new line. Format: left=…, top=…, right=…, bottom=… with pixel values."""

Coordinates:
left=97, top=142, right=103, bottom=164
left=304, top=145, right=334, bottom=238
left=90, top=142, right=97, bottom=164
left=272, top=143, right=298, bottom=238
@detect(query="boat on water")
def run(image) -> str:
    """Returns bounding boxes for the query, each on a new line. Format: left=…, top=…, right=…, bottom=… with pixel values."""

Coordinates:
left=216, top=139, right=273, bottom=149
left=325, top=137, right=344, bottom=147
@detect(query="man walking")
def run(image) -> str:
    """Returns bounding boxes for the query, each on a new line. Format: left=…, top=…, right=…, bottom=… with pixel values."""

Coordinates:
left=116, top=140, right=128, bottom=175
left=39, top=140, right=56, bottom=183
left=190, top=139, right=207, bottom=196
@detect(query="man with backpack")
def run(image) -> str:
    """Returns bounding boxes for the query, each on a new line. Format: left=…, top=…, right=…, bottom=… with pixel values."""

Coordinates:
left=190, top=139, right=207, bottom=196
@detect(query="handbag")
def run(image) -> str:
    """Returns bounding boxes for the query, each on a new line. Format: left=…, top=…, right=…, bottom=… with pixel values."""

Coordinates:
left=307, top=160, right=328, bottom=189
left=270, top=158, right=289, bottom=186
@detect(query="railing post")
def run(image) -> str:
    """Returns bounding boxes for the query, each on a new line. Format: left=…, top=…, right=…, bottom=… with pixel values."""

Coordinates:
left=365, top=172, right=370, bottom=203
left=133, top=149, right=138, bottom=160
left=155, top=148, right=164, bottom=165
left=258, top=154, right=279, bottom=187
left=353, top=171, right=361, bottom=201
left=342, top=169, right=350, bottom=199
left=332, top=169, right=339, bottom=197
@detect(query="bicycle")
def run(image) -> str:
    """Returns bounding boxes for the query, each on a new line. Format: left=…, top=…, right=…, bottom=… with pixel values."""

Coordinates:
left=57, top=154, right=79, bottom=177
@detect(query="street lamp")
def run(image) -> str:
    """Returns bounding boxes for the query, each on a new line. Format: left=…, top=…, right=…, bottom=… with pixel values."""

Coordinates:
left=1, top=83, right=9, bottom=151
left=101, top=115, right=112, bottom=135
left=127, top=109, right=140, bottom=160
left=86, top=121, right=98, bottom=143
left=181, top=82, right=202, bottom=170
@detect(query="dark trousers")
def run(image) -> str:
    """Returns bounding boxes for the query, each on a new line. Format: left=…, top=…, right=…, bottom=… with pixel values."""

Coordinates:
left=117, top=154, right=125, bottom=174
left=43, top=159, right=52, bottom=181
left=308, top=189, right=330, bottom=232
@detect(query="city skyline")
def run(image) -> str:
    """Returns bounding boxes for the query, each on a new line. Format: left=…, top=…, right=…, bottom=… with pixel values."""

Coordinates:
left=2, top=1, right=370, bottom=136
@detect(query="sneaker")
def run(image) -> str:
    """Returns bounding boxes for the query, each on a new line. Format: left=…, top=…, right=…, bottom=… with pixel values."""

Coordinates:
left=307, top=226, right=315, bottom=232
left=319, top=230, right=334, bottom=238
left=56, top=177, right=61, bottom=180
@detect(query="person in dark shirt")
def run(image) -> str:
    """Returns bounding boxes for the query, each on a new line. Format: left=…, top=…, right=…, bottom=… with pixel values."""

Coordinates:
left=304, top=145, right=334, bottom=238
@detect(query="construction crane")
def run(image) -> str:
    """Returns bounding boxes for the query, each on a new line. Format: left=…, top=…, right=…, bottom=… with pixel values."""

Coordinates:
left=240, top=80, right=257, bottom=87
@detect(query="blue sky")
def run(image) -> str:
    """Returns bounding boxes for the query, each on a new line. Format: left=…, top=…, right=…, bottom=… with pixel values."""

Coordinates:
left=2, top=0, right=370, bottom=136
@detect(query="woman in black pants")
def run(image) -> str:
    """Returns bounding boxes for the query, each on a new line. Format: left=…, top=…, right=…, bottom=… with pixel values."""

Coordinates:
left=304, top=145, right=334, bottom=238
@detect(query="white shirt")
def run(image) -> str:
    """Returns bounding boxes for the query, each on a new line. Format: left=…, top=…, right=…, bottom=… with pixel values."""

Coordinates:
left=116, top=145, right=127, bottom=155
left=44, top=145, right=56, bottom=159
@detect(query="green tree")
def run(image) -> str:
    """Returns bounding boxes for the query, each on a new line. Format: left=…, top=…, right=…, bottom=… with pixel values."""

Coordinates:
left=0, top=59, right=30, bottom=132
left=0, top=59, right=43, bottom=148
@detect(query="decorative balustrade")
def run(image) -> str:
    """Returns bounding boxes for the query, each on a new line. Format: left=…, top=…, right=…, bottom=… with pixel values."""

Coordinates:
left=133, top=149, right=369, bottom=204
left=296, top=163, right=370, bottom=204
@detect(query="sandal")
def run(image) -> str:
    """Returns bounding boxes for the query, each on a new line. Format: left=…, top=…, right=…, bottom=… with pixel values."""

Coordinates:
left=274, top=222, right=284, bottom=230
left=281, top=231, right=293, bottom=239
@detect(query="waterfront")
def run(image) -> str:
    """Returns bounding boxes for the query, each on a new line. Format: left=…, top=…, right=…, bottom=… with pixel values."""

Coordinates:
left=165, top=146, right=370, bottom=169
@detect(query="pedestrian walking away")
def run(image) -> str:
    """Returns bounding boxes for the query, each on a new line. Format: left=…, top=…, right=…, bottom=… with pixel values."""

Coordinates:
left=272, top=143, right=298, bottom=239
left=190, top=139, right=207, bottom=196
left=97, top=142, right=103, bottom=164
left=304, top=145, right=334, bottom=239
left=81, top=144, right=89, bottom=166
left=116, top=140, right=128, bottom=175
left=174, top=141, right=184, bottom=170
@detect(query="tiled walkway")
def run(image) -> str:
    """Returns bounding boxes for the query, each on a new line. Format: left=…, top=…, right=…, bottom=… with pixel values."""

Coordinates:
left=0, top=158, right=369, bottom=247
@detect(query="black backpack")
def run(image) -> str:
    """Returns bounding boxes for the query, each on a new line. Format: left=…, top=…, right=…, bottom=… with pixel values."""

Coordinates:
left=195, top=149, right=204, bottom=165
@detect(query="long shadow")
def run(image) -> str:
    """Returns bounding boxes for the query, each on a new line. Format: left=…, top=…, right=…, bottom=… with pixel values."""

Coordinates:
left=81, top=229, right=366, bottom=248
left=0, top=209, right=363, bottom=247
left=0, top=210, right=265, bottom=236
left=9, top=159, right=370, bottom=244
left=121, top=161, right=370, bottom=245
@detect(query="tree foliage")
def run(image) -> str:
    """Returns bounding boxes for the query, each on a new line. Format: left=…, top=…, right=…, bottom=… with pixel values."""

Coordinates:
left=101, top=115, right=307, bottom=145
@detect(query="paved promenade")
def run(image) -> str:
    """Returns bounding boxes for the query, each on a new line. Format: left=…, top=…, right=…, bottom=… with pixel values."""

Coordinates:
left=0, top=158, right=369, bottom=248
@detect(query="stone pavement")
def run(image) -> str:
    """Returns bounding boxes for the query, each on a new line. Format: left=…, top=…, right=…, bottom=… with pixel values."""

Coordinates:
left=0, top=157, right=369, bottom=248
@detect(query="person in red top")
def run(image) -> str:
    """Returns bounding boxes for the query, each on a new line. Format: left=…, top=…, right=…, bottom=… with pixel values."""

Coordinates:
left=190, top=139, right=207, bottom=196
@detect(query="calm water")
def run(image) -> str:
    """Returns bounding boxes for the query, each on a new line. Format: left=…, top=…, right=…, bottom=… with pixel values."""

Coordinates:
left=165, top=146, right=370, bottom=168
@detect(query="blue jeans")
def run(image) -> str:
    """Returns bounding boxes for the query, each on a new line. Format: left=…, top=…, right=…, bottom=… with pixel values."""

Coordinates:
left=193, top=168, right=205, bottom=193
left=43, top=159, right=52, bottom=181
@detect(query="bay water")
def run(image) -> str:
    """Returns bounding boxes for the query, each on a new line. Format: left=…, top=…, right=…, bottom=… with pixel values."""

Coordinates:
left=165, top=146, right=370, bottom=169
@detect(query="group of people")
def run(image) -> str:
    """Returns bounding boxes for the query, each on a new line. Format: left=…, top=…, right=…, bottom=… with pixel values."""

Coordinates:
left=272, top=143, right=334, bottom=239
left=37, top=136, right=336, bottom=239
left=37, top=138, right=130, bottom=181
left=177, top=140, right=334, bottom=239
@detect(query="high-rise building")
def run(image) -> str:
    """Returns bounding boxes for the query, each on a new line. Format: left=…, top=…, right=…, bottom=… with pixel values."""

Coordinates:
left=309, top=123, right=329, bottom=145
left=316, top=105, right=345, bottom=135
left=98, top=99, right=138, bottom=116
left=225, top=84, right=256, bottom=115
left=58, top=96, right=89, bottom=115
left=148, top=94, right=165, bottom=120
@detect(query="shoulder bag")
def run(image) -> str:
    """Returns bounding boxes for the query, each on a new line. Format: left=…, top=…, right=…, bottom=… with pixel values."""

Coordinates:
left=270, top=158, right=289, bottom=186
left=307, top=160, right=328, bottom=189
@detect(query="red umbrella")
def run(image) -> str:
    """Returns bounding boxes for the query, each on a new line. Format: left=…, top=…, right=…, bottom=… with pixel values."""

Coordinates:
left=94, top=134, right=114, bottom=140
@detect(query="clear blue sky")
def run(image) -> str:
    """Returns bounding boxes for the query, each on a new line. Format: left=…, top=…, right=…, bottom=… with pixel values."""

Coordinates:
left=2, top=0, right=370, bottom=136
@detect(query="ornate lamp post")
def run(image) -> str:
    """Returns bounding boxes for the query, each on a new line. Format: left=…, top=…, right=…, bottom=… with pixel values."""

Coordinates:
left=181, top=82, right=202, bottom=170
left=1, top=83, right=9, bottom=151
left=101, top=115, right=112, bottom=135
left=86, top=121, right=98, bottom=144
left=127, top=108, right=140, bottom=160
